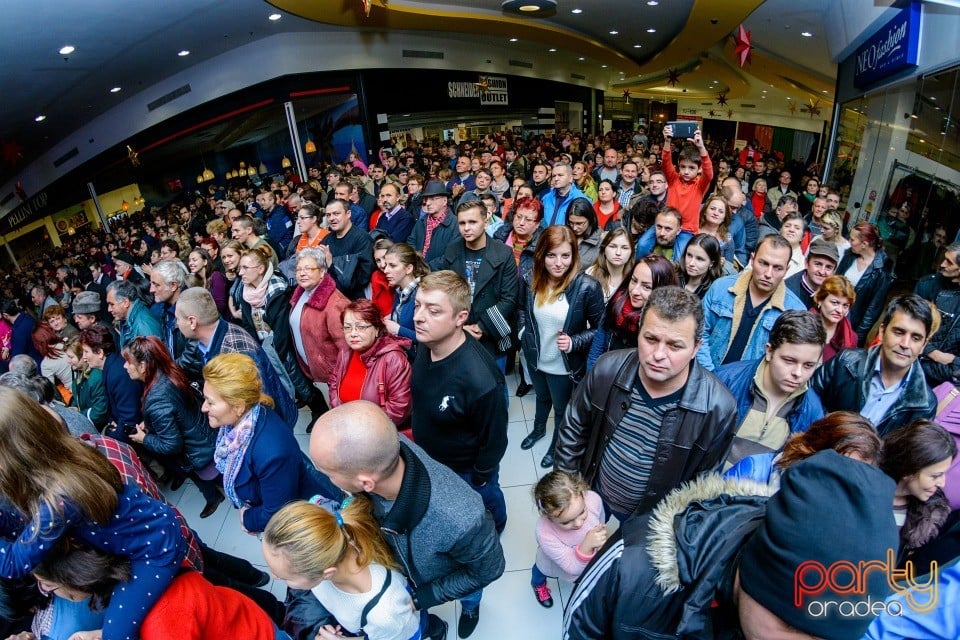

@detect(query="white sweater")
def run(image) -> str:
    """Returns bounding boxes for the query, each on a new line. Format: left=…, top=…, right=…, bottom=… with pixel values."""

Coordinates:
left=311, top=564, right=420, bottom=640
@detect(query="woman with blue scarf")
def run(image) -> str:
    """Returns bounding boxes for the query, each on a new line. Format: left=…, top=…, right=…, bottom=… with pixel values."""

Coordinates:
left=202, top=352, right=340, bottom=535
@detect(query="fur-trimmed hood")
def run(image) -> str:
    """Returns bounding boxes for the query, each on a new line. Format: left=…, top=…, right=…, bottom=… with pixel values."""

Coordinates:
left=646, top=473, right=776, bottom=595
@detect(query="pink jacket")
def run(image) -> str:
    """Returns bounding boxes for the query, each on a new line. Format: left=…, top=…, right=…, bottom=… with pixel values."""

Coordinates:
left=933, top=382, right=960, bottom=510
left=328, top=333, right=413, bottom=426
left=289, top=274, right=349, bottom=383
left=535, top=490, right=605, bottom=583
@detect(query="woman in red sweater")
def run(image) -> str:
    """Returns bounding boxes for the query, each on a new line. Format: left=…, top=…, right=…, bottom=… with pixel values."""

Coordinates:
left=328, top=299, right=412, bottom=429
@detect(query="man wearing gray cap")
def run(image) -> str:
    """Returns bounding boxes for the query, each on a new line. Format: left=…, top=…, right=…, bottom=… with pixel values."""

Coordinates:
left=784, top=237, right=839, bottom=309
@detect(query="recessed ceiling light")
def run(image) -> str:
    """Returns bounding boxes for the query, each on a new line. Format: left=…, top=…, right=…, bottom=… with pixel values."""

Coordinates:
left=633, top=44, right=642, bottom=48
left=503, top=0, right=557, bottom=15
left=762, top=89, right=767, bottom=93
left=801, top=31, right=813, bottom=37
left=59, top=45, right=75, bottom=55
left=647, top=0, right=659, bottom=4
left=571, top=8, right=582, bottom=13
left=786, top=97, right=792, bottom=100
left=609, top=30, right=619, bottom=35
left=268, top=13, right=282, bottom=20
left=646, top=28, right=656, bottom=33
left=35, top=115, right=46, bottom=122
left=178, top=50, right=190, bottom=57
left=601, top=64, right=608, bottom=68
left=548, top=48, right=557, bottom=52
left=930, top=96, right=936, bottom=100
left=509, top=38, right=518, bottom=42
left=110, top=87, right=122, bottom=93
left=578, top=56, right=585, bottom=61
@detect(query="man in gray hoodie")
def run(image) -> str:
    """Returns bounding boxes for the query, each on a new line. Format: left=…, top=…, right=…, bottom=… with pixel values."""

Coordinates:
left=300, top=401, right=505, bottom=640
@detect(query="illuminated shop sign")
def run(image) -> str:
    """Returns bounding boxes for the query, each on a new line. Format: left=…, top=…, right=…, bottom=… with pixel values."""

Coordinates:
left=448, top=76, right=509, bottom=106
left=854, top=1, right=920, bottom=88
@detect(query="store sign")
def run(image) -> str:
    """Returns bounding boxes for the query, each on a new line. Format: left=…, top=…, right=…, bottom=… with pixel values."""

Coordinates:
left=2, top=191, right=48, bottom=231
left=447, top=76, right=509, bottom=106
left=854, top=1, right=920, bottom=88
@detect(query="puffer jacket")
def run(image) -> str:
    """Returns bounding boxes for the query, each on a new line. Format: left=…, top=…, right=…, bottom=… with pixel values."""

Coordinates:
left=117, top=298, right=162, bottom=349
left=555, top=348, right=738, bottom=514
left=835, top=249, right=893, bottom=345
left=141, top=373, right=216, bottom=472
left=378, top=440, right=505, bottom=611
left=563, top=474, right=775, bottom=640
left=289, top=274, right=349, bottom=383
left=518, top=271, right=604, bottom=383
left=328, top=333, right=413, bottom=426
left=810, top=346, right=936, bottom=436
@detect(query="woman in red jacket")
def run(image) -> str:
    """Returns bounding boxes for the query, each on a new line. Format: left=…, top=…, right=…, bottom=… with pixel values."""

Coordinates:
left=328, top=299, right=413, bottom=429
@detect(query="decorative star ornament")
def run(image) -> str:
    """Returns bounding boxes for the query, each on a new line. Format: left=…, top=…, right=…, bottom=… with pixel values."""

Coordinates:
left=622, top=90, right=631, bottom=103
left=709, top=110, right=716, bottom=117
left=717, top=92, right=728, bottom=106
left=667, top=68, right=681, bottom=87
left=727, top=109, right=734, bottom=119
left=788, top=102, right=798, bottom=115
left=733, top=24, right=753, bottom=68
left=361, top=0, right=373, bottom=16
left=800, top=99, right=823, bottom=118
left=126, top=145, right=140, bottom=168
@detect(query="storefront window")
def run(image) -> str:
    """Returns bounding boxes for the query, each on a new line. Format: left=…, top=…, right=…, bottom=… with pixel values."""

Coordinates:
left=907, top=65, right=960, bottom=173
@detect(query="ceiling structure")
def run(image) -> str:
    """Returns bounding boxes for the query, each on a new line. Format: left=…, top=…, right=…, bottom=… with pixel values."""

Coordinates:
left=0, top=0, right=839, bottom=191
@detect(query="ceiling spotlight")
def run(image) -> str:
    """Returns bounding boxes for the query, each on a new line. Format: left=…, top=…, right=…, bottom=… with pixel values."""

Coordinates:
left=502, top=0, right=557, bottom=15
left=59, top=45, right=75, bottom=55
left=178, top=50, right=190, bottom=57
left=578, top=56, right=585, bottom=61
left=601, top=64, right=608, bottom=68
left=548, top=48, right=557, bottom=52
left=268, top=13, right=282, bottom=20
left=646, top=28, right=657, bottom=33
left=509, top=38, right=518, bottom=42
left=110, top=87, right=122, bottom=93
left=801, top=31, right=813, bottom=37
left=647, top=0, right=659, bottom=4
left=571, top=8, right=583, bottom=13
left=35, top=115, right=46, bottom=122
left=609, top=30, right=619, bottom=35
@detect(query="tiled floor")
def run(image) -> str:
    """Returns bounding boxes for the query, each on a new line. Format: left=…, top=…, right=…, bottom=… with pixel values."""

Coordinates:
left=163, top=372, right=581, bottom=640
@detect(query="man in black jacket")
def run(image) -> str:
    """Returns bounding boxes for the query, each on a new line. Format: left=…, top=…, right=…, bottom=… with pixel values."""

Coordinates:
left=308, top=401, right=505, bottom=640
left=811, top=294, right=937, bottom=436
left=564, top=451, right=899, bottom=640
left=914, top=242, right=960, bottom=386
left=320, top=198, right=374, bottom=300
left=555, top=286, right=737, bottom=521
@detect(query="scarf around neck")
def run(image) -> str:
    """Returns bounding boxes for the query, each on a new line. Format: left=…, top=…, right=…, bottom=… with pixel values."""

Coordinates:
left=215, top=403, right=261, bottom=508
left=242, top=262, right=275, bottom=309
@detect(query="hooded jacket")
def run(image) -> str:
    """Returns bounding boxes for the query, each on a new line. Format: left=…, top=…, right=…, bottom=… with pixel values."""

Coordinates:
left=328, top=333, right=413, bottom=426
left=563, top=475, right=774, bottom=639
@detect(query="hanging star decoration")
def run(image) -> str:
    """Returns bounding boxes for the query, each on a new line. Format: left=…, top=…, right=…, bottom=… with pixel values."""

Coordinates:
left=788, top=102, right=798, bottom=115
left=709, top=110, right=717, bottom=117
left=360, top=0, right=373, bottom=16
left=127, top=145, right=140, bottom=168
left=1, top=139, right=24, bottom=168
left=727, top=109, right=734, bottom=119
left=800, top=99, right=823, bottom=118
left=622, top=90, right=631, bottom=103
left=667, top=68, right=681, bottom=87
left=717, top=92, right=728, bottom=106
left=732, top=24, right=753, bottom=68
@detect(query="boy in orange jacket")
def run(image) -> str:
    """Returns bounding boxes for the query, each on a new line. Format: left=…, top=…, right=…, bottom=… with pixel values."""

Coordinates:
left=661, top=125, right=713, bottom=233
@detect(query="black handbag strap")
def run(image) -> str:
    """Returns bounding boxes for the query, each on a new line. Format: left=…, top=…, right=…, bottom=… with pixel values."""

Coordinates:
left=359, top=567, right=393, bottom=633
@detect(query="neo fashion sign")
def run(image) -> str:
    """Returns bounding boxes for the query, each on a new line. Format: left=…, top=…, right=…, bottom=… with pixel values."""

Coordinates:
left=447, top=76, right=509, bottom=106
left=853, top=1, right=921, bottom=88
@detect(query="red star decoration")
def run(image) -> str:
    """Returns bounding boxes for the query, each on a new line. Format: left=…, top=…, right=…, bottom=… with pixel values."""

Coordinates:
left=1, top=139, right=24, bottom=168
left=622, top=90, right=631, bottom=103
left=361, top=0, right=373, bottom=16
left=667, top=68, right=681, bottom=87
left=733, top=24, right=752, bottom=68
left=717, top=92, right=728, bottom=106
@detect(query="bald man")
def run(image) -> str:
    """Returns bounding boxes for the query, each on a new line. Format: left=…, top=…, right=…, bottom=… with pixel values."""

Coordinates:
left=309, top=402, right=504, bottom=639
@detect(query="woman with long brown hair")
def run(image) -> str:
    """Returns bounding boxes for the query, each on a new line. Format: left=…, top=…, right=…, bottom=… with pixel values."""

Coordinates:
left=122, top=336, right=223, bottom=519
left=836, top=221, right=893, bottom=345
left=0, top=386, right=187, bottom=640
left=584, top=227, right=634, bottom=303
left=518, top=225, right=604, bottom=467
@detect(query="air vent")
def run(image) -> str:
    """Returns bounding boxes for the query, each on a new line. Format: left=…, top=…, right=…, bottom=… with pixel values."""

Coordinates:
left=402, top=49, right=444, bottom=59
left=740, top=103, right=756, bottom=108
left=148, top=84, right=192, bottom=112
left=570, top=73, right=585, bottom=80
left=700, top=102, right=713, bottom=106
left=53, top=147, right=79, bottom=168
left=509, top=59, right=533, bottom=69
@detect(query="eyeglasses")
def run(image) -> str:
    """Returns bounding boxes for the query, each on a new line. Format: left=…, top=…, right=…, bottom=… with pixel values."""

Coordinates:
left=295, top=266, right=320, bottom=274
left=342, top=323, right=374, bottom=333
left=514, top=215, right=538, bottom=224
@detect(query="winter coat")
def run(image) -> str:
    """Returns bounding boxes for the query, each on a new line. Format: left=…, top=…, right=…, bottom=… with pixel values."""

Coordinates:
left=407, top=209, right=460, bottom=266
left=555, top=348, right=738, bottom=513
left=289, top=274, right=350, bottom=383
left=117, top=298, right=162, bottom=348
left=836, top=249, right=893, bottom=345
left=518, top=271, right=604, bottom=383
left=328, top=334, right=413, bottom=425
left=71, top=367, right=108, bottom=429
left=102, top=352, right=143, bottom=433
left=810, top=346, right=936, bottom=436
left=141, top=373, right=216, bottom=472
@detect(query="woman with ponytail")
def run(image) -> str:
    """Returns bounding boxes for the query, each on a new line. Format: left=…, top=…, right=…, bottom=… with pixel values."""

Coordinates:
left=262, top=495, right=447, bottom=640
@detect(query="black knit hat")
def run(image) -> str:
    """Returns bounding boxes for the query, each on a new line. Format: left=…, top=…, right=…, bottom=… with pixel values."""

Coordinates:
left=739, top=450, right=898, bottom=640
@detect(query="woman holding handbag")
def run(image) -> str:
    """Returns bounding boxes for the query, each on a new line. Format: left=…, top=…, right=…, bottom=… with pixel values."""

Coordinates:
left=517, top=225, right=604, bottom=467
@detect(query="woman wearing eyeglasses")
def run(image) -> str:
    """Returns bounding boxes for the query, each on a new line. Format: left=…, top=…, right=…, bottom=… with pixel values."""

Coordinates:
left=328, top=299, right=412, bottom=430
left=288, top=248, right=349, bottom=427
left=287, top=201, right=329, bottom=258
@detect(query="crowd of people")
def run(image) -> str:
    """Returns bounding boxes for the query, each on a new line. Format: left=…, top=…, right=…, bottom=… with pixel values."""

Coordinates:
left=0, top=122, right=957, bottom=640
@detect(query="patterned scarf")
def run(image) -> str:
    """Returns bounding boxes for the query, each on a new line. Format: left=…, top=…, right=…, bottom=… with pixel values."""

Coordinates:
left=214, top=403, right=261, bottom=508
left=391, top=277, right=420, bottom=323
left=421, top=211, right=446, bottom=256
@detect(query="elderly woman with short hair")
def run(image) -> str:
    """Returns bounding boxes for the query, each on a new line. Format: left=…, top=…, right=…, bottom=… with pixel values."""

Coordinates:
left=288, top=247, right=350, bottom=427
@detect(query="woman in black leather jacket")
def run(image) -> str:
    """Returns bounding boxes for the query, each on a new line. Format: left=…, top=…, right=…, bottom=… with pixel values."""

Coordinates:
left=122, top=336, right=224, bottom=519
left=835, top=221, right=893, bottom=345
left=517, top=225, right=604, bottom=467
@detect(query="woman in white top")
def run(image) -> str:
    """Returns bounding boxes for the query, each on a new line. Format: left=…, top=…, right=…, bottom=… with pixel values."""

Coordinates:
left=263, top=496, right=445, bottom=640
left=778, top=211, right=807, bottom=279
left=584, top=227, right=634, bottom=303
left=808, top=210, right=850, bottom=262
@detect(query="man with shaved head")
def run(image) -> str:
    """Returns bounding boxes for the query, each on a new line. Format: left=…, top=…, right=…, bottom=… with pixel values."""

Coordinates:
left=308, top=402, right=504, bottom=639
